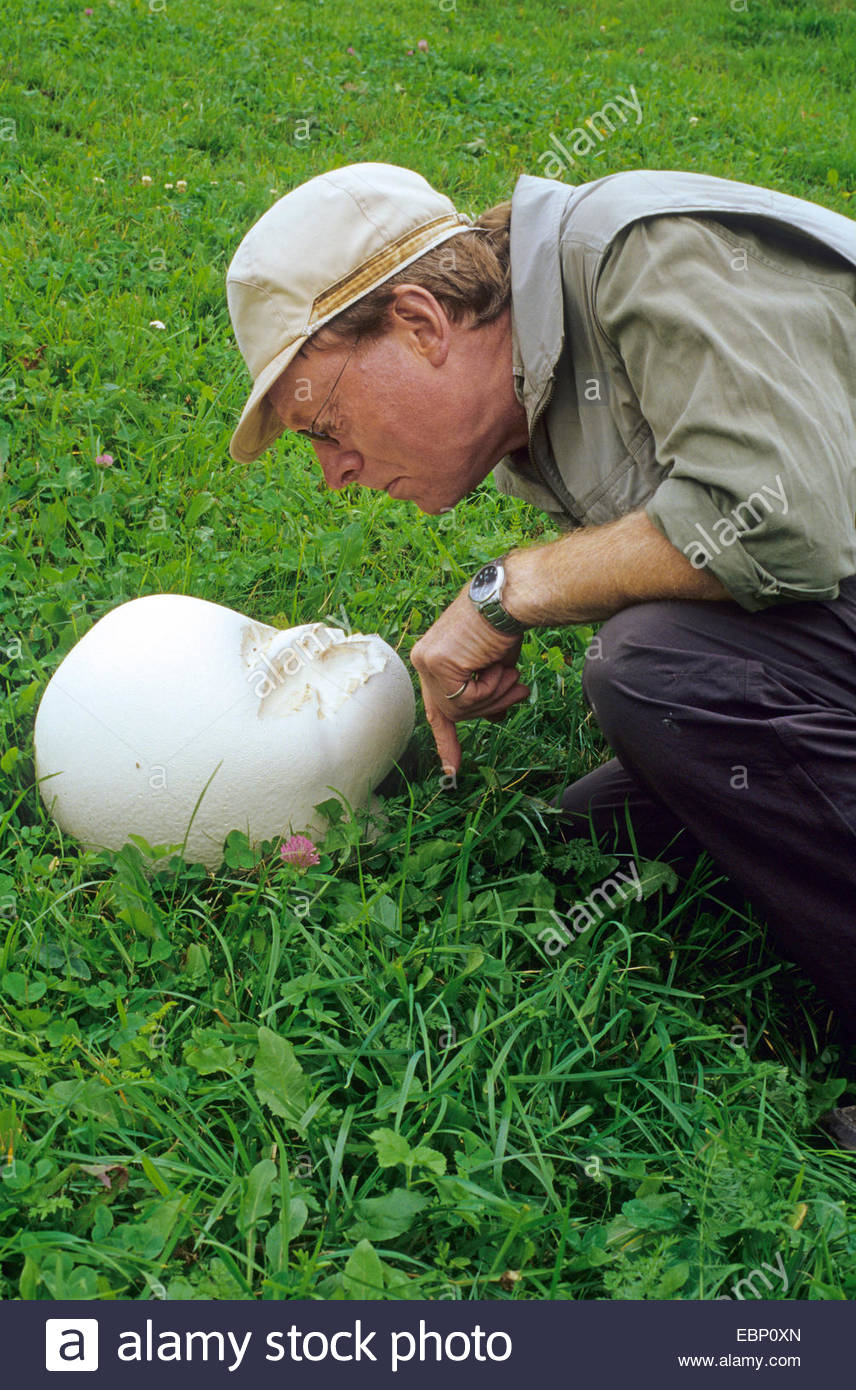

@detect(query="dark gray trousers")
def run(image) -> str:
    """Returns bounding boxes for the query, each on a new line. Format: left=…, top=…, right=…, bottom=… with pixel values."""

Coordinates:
left=555, top=577, right=856, bottom=1038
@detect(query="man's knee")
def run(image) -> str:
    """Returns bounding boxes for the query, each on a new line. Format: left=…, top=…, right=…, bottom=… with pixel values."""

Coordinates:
left=582, top=601, right=675, bottom=715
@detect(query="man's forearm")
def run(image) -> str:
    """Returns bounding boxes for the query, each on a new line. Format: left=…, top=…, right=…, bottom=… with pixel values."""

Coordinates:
left=501, top=508, right=732, bottom=626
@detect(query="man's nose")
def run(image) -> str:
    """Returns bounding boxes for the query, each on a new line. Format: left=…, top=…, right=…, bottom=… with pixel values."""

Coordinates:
left=316, top=446, right=364, bottom=490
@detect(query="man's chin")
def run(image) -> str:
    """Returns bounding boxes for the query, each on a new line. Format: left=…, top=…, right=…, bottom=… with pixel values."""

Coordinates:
left=421, top=484, right=478, bottom=515
left=406, top=479, right=476, bottom=514
left=417, top=499, right=461, bottom=516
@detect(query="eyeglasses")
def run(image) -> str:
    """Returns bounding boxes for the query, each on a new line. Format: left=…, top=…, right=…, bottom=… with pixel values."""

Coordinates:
left=295, top=334, right=361, bottom=448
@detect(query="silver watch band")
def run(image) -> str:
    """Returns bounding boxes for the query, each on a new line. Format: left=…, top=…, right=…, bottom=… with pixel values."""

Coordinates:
left=477, top=596, right=528, bottom=635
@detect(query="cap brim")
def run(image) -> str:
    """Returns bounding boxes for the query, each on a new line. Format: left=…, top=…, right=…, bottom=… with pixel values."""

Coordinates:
left=228, top=333, right=310, bottom=464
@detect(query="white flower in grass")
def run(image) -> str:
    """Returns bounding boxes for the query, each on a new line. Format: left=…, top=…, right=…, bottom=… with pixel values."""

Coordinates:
left=176, top=179, right=187, bottom=192
left=149, top=319, right=166, bottom=329
left=141, top=174, right=152, bottom=185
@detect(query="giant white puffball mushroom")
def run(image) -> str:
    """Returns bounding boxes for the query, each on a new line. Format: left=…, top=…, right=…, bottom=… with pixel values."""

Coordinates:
left=34, top=593, right=415, bottom=870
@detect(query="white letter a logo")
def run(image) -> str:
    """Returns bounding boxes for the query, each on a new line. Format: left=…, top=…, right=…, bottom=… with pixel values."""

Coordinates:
left=45, top=1319, right=99, bottom=1372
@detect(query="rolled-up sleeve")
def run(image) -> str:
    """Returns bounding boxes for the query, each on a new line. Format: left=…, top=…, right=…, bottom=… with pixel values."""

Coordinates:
left=594, top=213, right=856, bottom=610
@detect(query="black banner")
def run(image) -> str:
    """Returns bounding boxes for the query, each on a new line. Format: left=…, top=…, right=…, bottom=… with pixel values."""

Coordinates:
left=5, top=1298, right=852, bottom=1387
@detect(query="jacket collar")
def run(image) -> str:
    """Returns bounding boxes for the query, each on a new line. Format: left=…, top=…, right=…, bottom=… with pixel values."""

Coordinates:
left=509, top=174, right=571, bottom=421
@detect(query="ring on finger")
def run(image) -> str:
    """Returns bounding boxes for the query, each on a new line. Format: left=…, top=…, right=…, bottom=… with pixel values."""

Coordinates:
left=446, top=672, right=477, bottom=701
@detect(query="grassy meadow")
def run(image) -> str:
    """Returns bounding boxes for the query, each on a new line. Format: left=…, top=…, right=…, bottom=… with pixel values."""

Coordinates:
left=1, top=0, right=856, bottom=1300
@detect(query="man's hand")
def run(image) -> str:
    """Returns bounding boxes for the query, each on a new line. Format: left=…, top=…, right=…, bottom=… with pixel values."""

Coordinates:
left=409, top=586, right=530, bottom=776
left=409, top=512, right=732, bottom=778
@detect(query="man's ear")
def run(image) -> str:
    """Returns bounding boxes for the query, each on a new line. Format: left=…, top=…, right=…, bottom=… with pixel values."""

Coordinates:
left=387, top=284, right=451, bottom=363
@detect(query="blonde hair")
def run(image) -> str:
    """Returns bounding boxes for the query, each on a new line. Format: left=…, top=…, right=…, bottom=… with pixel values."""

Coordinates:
left=310, top=199, right=512, bottom=348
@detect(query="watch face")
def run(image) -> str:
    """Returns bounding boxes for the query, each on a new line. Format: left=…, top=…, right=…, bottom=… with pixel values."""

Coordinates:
left=471, top=562, right=501, bottom=603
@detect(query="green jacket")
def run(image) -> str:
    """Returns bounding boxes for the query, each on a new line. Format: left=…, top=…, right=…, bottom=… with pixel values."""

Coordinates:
left=498, top=169, right=856, bottom=610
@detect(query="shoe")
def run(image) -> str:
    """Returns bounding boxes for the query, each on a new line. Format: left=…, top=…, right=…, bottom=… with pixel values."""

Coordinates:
left=820, top=1106, right=856, bottom=1151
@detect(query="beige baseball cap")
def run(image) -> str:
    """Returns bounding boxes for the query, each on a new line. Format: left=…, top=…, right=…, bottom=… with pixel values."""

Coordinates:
left=226, top=162, right=477, bottom=464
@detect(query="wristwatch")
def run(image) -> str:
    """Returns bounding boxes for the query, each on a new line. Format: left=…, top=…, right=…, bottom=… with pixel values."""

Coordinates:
left=468, top=555, right=530, bottom=636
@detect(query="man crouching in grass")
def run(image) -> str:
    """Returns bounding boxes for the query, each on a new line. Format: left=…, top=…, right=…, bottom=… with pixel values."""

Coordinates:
left=225, top=161, right=856, bottom=1147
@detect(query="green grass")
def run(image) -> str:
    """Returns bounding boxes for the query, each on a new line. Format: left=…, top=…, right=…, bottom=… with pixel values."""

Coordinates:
left=2, top=0, right=856, bottom=1301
